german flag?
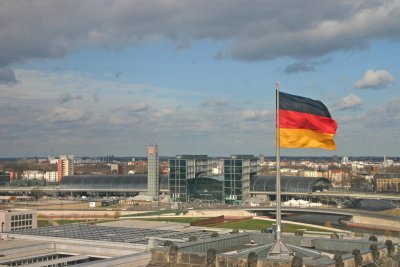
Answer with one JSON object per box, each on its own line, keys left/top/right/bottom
{"left": 279, "top": 92, "right": 337, "bottom": 150}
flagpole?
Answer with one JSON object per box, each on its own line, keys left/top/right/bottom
{"left": 268, "top": 82, "right": 292, "bottom": 259}
{"left": 275, "top": 82, "right": 282, "bottom": 245}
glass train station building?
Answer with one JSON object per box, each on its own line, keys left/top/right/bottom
{"left": 59, "top": 155, "right": 331, "bottom": 203}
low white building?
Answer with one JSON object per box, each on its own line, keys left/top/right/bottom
{"left": 44, "top": 171, "right": 58, "bottom": 182}
{"left": 22, "top": 170, "right": 44, "bottom": 180}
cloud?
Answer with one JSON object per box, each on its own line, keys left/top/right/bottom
{"left": 92, "top": 93, "right": 99, "bottom": 103}
{"left": 114, "top": 103, "right": 150, "bottom": 114}
{"left": 0, "top": 67, "right": 18, "bottom": 84}
{"left": 42, "top": 107, "right": 86, "bottom": 123}
{"left": 58, "top": 92, "right": 83, "bottom": 103}
{"left": 336, "top": 94, "right": 363, "bottom": 110}
{"left": 364, "top": 97, "right": 400, "bottom": 127}
{"left": 0, "top": 68, "right": 279, "bottom": 156}
{"left": 242, "top": 109, "right": 271, "bottom": 121}
{"left": 284, "top": 62, "right": 315, "bottom": 74}
{"left": 126, "top": 103, "right": 150, "bottom": 113}
{"left": 1, "top": 0, "right": 400, "bottom": 77}
{"left": 353, "top": 69, "right": 395, "bottom": 89}
{"left": 201, "top": 98, "right": 227, "bottom": 107}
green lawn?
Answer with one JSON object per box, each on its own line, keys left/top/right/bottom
{"left": 38, "top": 220, "right": 52, "bottom": 227}
{"left": 38, "top": 219, "right": 99, "bottom": 227}
{"left": 55, "top": 220, "right": 88, "bottom": 225}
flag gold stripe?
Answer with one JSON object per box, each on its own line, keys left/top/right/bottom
{"left": 280, "top": 128, "right": 336, "bottom": 150}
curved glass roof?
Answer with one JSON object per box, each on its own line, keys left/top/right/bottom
{"left": 59, "top": 174, "right": 169, "bottom": 190}
{"left": 250, "top": 175, "right": 331, "bottom": 193}
{"left": 59, "top": 174, "right": 331, "bottom": 193}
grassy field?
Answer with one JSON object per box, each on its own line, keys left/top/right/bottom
{"left": 38, "top": 219, "right": 95, "bottom": 227}
{"left": 38, "top": 220, "right": 52, "bottom": 227}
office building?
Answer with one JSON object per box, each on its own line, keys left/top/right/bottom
{"left": 224, "top": 155, "right": 260, "bottom": 204}
{"left": 0, "top": 210, "right": 37, "bottom": 232}
{"left": 147, "top": 145, "right": 159, "bottom": 200}
{"left": 169, "top": 155, "right": 213, "bottom": 202}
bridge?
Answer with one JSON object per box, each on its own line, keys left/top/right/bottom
{"left": 251, "top": 191, "right": 400, "bottom": 208}
{"left": 251, "top": 191, "right": 400, "bottom": 200}
{"left": 1, "top": 186, "right": 399, "bottom": 208}
{"left": 246, "top": 206, "right": 355, "bottom": 216}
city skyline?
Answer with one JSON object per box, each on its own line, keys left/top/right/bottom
{"left": 1, "top": 1, "right": 399, "bottom": 157}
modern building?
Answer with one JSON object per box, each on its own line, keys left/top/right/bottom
{"left": 57, "top": 174, "right": 332, "bottom": 202}
{"left": 147, "top": 145, "right": 159, "bottom": 200}
{"left": 169, "top": 155, "right": 213, "bottom": 202}
{"left": 57, "top": 155, "right": 74, "bottom": 182}
{"left": 0, "top": 209, "right": 37, "bottom": 232}
{"left": 224, "top": 155, "right": 260, "bottom": 204}
{"left": 187, "top": 176, "right": 223, "bottom": 202}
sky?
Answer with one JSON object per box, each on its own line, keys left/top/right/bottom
{"left": 0, "top": 0, "right": 399, "bottom": 157}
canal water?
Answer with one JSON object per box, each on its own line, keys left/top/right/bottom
{"left": 263, "top": 199, "right": 399, "bottom": 237}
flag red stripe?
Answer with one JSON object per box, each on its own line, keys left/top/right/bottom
{"left": 280, "top": 109, "right": 337, "bottom": 134}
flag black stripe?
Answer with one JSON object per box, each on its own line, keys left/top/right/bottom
{"left": 279, "top": 92, "right": 332, "bottom": 118}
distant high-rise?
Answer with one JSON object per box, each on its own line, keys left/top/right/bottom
{"left": 147, "top": 145, "right": 159, "bottom": 200}
{"left": 224, "top": 155, "right": 260, "bottom": 204}
{"left": 57, "top": 155, "right": 74, "bottom": 182}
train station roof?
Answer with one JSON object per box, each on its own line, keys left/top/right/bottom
{"left": 250, "top": 175, "right": 331, "bottom": 193}
{"left": 59, "top": 174, "right": 169, "bottom": 190}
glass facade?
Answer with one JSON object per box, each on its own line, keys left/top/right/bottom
{"left": 224, "top": 159, "right": 242, "bottom": 204}
{"left": 169, "top": 155, "right": 212, "bottom": 203}
{"left": 169, "top": 159, "right": 188, "bottom": 202}
{"left": 224, "top": 155, "right": 260, "bottom": 204}
{"left": 187, "top": 177, "right": 223, "bottom": 202}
